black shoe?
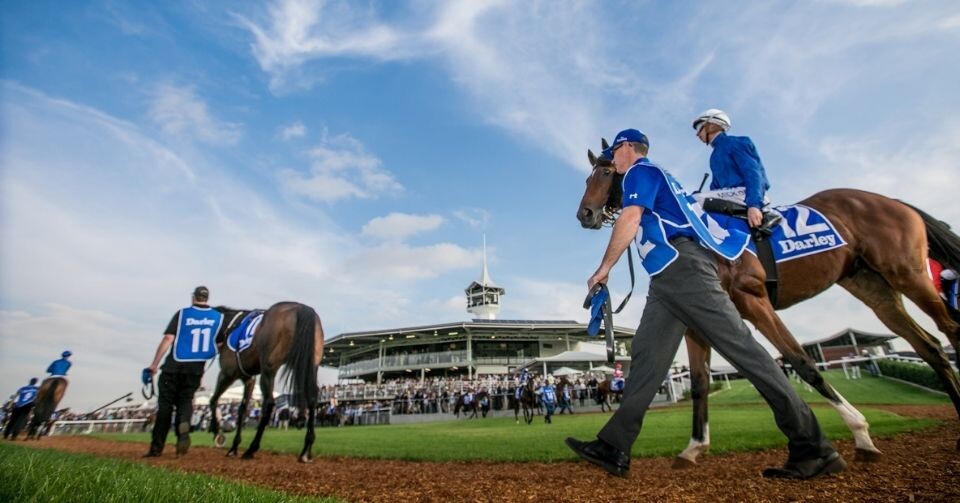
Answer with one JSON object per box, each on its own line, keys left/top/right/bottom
{"left": 762, "top": 451, "right": 846, "bottom": 479}
{"left": 176, "top": 435, "right": 190, "bottom": 456}
{"left": 176, "top": 423, "right": 191, "bottom": 456}
{"left": 565, "top": 437, "right": 630, "bottom": 477}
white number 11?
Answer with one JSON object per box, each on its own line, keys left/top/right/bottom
{"left": 190, "top": 327, "right": 212, "bottom": 353}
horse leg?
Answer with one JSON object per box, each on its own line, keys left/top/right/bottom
{"left": 674, "top": 330, "right": 713, "bottom": 468}
{"left": 208, "top": 371, "right": 234, "bottom": 448}
{"left": 242, "top": 373, "right": 275, "bottom": 460}
{"left": 299, "top": 402, "right": 316, "bottom": 463}
{"left": 228, "top": 377, "right": 255, "bottom": 457}
{"left": 733, "top": 283, "right": 882, "bottom": 461}
{"left": 840, "top": 268, "right": 960, "bottom": 450}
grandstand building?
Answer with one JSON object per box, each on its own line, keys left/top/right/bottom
{"left": 323, "top": 239, "right": 634, "bottom": 383}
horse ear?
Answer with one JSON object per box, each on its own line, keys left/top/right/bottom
{"left": 601, "top": 137, "right": 609, "bottom": 149}
{"left": 588, "top": 149, "right": 597, "bottom": 165}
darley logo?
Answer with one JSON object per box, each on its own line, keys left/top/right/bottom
{"left": 628, "top": 193, "right": 638, "bottom": 199}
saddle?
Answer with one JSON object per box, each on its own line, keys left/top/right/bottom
{"left": 701, "top": 198, "right": 782, "bottom": 308}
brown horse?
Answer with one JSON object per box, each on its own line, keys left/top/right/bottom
{"left": 512, "top": 381, "right": 538, "bottom": 424}
{"left": 208, "top": 302, "right": 324, "bottom": 462}
{"left": 26, "top": 377, "right": 68, "bottom": 439}
{"left": 578, "top": 147, "right": 960, "bottom": 467}
{"left": 595, "top": 375, "right": 623, "bottom": 413}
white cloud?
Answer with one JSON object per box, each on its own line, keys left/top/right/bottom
{"left": 233, "top": 0, "right": 411, "bottom": 91}
{"left": 279, "top": 132, "right": 402, "bottom": 203}
{"left": 279, "top": 120, "right": 307, "bottom": 140}
{"left": 350, "top": 243, "right": 480, "bottom": 281}
{"left": 362, "top": 212, "right": 444, "bottom": 241}
{"left": 0, "top": 82, "right": 470, "bottom": 409}
{"left": 453, "top": 208, "right": 491, "bottom": 230}
{"left": 149, "top": 83, "right": 242, "bottom": 145}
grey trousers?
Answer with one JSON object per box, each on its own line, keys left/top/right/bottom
{"left": 597, "top": 239, "right": 835, "bottom": 462}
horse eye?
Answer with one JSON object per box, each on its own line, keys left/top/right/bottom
{"left": 603, "top": 169, "right": 612, "bottom": 176}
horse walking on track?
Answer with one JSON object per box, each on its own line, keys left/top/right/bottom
{"left": 26, "top": 377, "right": 68, "bottom": 439}
{"left": 578, "top": 147, "right": 960, "bottom": 467}
{"left": 209, "top": 302, "right": 324, "bottom": 462}
{"left": 595, "top": 376, "right": 622, "bottom": 413}
{"left": 512, "top": 381, "right": 537, "bottom": 424}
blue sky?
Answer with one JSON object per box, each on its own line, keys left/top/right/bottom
{"left": 2, "top": 0, "right": 959, "bottom": 410}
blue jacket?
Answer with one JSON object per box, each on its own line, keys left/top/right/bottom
{"left": 709, "top": 133, "right": 770, "bottom": 209}
{"left": 15, "top": 385, "right": 39, "bottom": 408}
{"left": 47, "top": 358, "right": 71, "bottom": 377}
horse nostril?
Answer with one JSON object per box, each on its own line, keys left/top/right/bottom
{"left": 579, "top": 207, "right": 594, "bottom": 222}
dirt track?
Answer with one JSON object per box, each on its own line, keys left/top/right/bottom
{"left": 20, "top": 405, "right": 960, "bottom": 502}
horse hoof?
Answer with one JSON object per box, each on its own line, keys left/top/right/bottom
{"left": 241, "top": 452, "right": 255, "bottom": 460}
{"left": 671, "top": 456, "right": 697, "bottom": 470}
{"left": 226, "top": 450, "right": 237, "bottom": 458}
{"left": 854, "top": 448, "right": 883, "bottom": 463}
{"left": 214, "top": 434, "right": 225, "bottom": 448}
{"left": 298, "top": 455, "right": 313, "bottom": 464}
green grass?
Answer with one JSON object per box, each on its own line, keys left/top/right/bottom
{"left": 98, "top": 404, "right": 937, "bottom": 462}
{"left": 98, "top": 370, "right": 947, "bottom": 462}
{"left": 0, "top": 442, "right": 338, "bottom": 503}
{"left": 710, "top": 370, "right": 950, "bottom": 406}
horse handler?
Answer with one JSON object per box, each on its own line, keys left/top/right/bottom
{"left": 3, "top": 378, "right": 39, "bottom": 440}
{"left": 143, "top": 286, "right": 223, "bottom": 458}
{"left": 565, "top": 128, "right": 845, "bottom": 479}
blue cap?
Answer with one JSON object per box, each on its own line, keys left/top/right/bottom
{"left": 62, "top": 350, "right": 72, "bottom": 357}
{"left": 29, "top": 377, "right": 38, "bottom": 385}
{"left": 600, "top": 128, "right": 649, "bottom": 160}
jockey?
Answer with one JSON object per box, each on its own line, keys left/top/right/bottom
{"left": 47, "top": 351, "right": 72, "bottom": 378}
{"left": 515, "top": 368, "right": 531, "bottom": 401}
{"left": 3, "top": 378, "right": 39, "bottom": 439}
{"left": 463, "top": 388, "right": 474, "bottom": 406}
{"left": 692, "top": 109, "right": 774, "bottom": 230}
{"left": 612, "top": 363, "right": 625, "bottom": 392}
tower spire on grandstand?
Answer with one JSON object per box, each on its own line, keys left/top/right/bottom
{"left": 465, "top": 233, "right": 505, "bottom": 320}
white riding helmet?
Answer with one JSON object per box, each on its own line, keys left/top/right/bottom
{"left": 693, "top": 108, "right": 731, "bottom": 134}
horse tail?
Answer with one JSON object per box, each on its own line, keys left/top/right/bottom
{"left": 902, "top": 201, "right": 960, "bottom": 272}
{"left": 281, "top": 304, "right": 320, "bottom": 410}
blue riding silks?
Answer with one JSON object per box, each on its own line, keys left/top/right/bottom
{"left": 587, "top": 287, "right": 610, "bottom": 337}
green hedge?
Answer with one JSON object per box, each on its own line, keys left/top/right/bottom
{"left": 682, "top": 379, "right": 725, "bottom": 401}
{"left": 876, "top": 359, "right": 958, "bottom": 392}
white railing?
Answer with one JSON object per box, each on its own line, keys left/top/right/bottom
{"left": 50, "top": 419, "right": 149, "bottom": 436}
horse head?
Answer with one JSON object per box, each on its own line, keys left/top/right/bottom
{"left": 577, "top": 138, "right": 623, "bottom": 229}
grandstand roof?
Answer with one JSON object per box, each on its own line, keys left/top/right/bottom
{"left": 801, "top": 328, "right": 896, "bottom": 348}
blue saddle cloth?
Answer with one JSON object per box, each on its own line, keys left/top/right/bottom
{"left": 708, "top": 204, "right": 846, "bottom": 263}
{"left": 226, "top": 310, "right": 264, "bottom": 353}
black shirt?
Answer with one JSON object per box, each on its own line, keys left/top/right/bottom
{"left": 160, "top": 304, "right": 210, "bottom": 375}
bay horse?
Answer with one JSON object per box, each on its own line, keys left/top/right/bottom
{"left": 512, "top": 381, "right": 538, "bottom": 424}
{"left": 208, "top": 302, "right": 324, "bottom": 462}
{"left": 595, "top": 376, "right": 623, "bottom": 413}
{"left": 26, "top": 377, "right": 68, "bottom": 439}
{"left": 578, "top": 147, "right": 960, "bottom": 467}
{"left": 453, "top": 391, "right": 478, "bottom": 419}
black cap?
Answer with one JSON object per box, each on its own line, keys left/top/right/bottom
{"left": 192, "top": 286, "right": 210, "bottom": 301}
